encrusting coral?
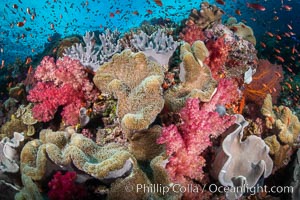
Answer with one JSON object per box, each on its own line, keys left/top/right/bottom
{"left": 261, "top": 94, "right": 300, "bottom": 170}
{"left": 20, "top": 128, "right": 136, "bottom": 181}
{"left": 212, "top": 114, "right": 273, "bottom": 200}
{"left": 164, "top": 40, "right": 218, "bottom": 111}
{"left": 93, "top": 49, "right": 164, "bottom": 133}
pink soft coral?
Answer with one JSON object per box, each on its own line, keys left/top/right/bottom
{"left": 27, "top": 56, "right": 99, "bottom": 125}
{"left": 157, "top": 79, "right": 238, "bottom": 185}
{"left": 48, "top": 171, "right": 87, "bottom": 200}
{"left": 158, "top": 98, "right": 236, "bottom": 184}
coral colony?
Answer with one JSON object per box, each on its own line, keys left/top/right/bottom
{"left": 1, "top": 2, "right": 300, "bottom": 200}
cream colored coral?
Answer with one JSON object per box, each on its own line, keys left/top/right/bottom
{"left": 21, "top": 128, "right": 136, "bottom": 181}
{"left": 165, "top": 41, "right": 217, "bottom": 111}
{"left": 187, "top": 2, "right": 224, "bottom": 29}
{"left": 262, "top": 94, "right": 300, "bottom": 145}
{"left": 93, "top": 49, "right": 164, "bottom": 132}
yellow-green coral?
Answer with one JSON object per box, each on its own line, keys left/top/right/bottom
{"left": 0, "top": 117, "right": 27, "bottom": 140}
{"left": 261, "top": 94, "right": 300, "bottom": 170}
{"left": 93, "top": 49, "right": 164, "bottom": 132}
{"left": 228, "top": 22, "right": 256, "bottom": 45}
{"left": 14, "top": 174, "right": 42, "bottom": 200}
{"left": 15, "top": 104, "right": 38, "bottom": 136}
{"left": 165, "top": 41, "right": 217, "bottom": 111}
{"left": 21, "top": 128, "right": 136, "bottom": 181}
{"left": 262, "top": 94, "right": 300, "bottom": 145}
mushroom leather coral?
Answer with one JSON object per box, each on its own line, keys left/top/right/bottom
{"left": 20, "top": 129, "right": 135, "bottom": 181}
{"left": 93, "top": 49, "right": 164, "bottom": 132}
{"left": 212, "top": 114, "right": 273, "bottom": 200}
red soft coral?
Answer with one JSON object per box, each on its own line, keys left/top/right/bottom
{"left": 204, "top": 36, "right": 231, "bottom": 80}
{"left": 48, "top": 171, "right": 87, "bottom": 200}
{"left": 180, "top": 24, "right": 205, "bottom": 45}
{"left": 27, "top": 56, "right": 99, "bottom": 125}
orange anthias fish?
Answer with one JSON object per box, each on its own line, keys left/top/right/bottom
{"left": 216, "top": 0, "right": 225, "bottom": 5}
{"left": 235, "top": 9, "right": 241, "bottom": 16}
{"left": 154, "top": 0, "right": 162, "bottom": 7}
{"left": 17, "top": 21, "right": 25, "bottom": 27}
{"left": 246, "top": 3, "right": 266, "bottom": 11}
{"left": 282, "top": 5, "right": 292, "bottom": 11}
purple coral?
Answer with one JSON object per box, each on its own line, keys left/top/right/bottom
{"left": 27, "top": 56, "right": 99, "bottom": 125}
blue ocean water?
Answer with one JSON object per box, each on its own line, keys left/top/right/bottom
{"left": 0, "top": 0, "right": 299, "bottom": 63}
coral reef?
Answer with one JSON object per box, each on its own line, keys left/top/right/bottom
{"left": 63, "top": 32, "right": 100, "bottom": 71}
{"left": 14, "top": 104, "right": 37, "bottom": 137}
{"left": 128, "top": 125, "right": 163, "bottom": 161}
{"left": 20, "top": 128, "right": 135, "bottom": 181}
{"left": 27, "top": 56, "right": 99, "bottom": 125}
{"left": 204, "top": 24, "right": 258, "bottom": 81}
{"left": 228, "top": 21, "right": 256, "bottom": 45}
{"left": 204, "top": 35, "right": 231, "bottom": 80}
{"left": 48, "top": 171, "right": 87, "bottom": 200}
{"left": 245, "top": 59, "right": 283, "bottom": 106}
{"left": 212, "top": 114, "right": 273, "bottom": 200}
{"left": 164, "top": 41, "right": 217, "bottom": 111}
{"left": 0, "top": 116, "right": 27, "bottom": 140}
{"left": 157, "top": 98, "right": 236, "bottom": 185}
{"left": 187, "top": 2, "right": 224, "bottom": 29}
{"left": 130, "top": 29, "right": 178, "bottom": 66}
{"left": 261, "top": 94, "right": 300, "bottom": 170}
{"left": 93, "top": 49, "right": 164, "bottom": 132}
{"left": 64, "top": 30, "right": 122, "bottom": 71}
{"left": 14, "top": 174, "right": 42, "bottom": 200}
{"left": 179, "top": 24, "right": 205, "bottom": 45}
{"left": 0, "top": 132, "right": 24, "bottom": 173}
{"left": 98, "top": 29, "right": 123, "bottom": 65}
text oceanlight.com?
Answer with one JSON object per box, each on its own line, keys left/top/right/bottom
{"left": 124, "top": 183, "right": 294, "bottom": 196}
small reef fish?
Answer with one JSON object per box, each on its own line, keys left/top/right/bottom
{"left": 235, "top": 9, "right": 241, "bottom": 16}
{"left": 260, "top": 42, "right": 266, "bottom": 48}
{"left": 216, "top": 0, "right": 225, "bottom": 5}
{"left": 17, "top": 22, "right": 25, "bottom": 27}
{"left": 154, "top": 0, "right": 162, "bottom": 7}
{"left": 12, "top": 4, "right": 18, "bottom": 9}
{"left": 266, "top": 32, "right": 274, "bottom": 37}
{"left": 274, "top": 55, "right": 285, "bottom": 62}
{"left": 26, "top": 8, "right": 31, "bottom": 15}
{"left": 282, "top": 5, "right": 292, "bottom": 11}
{"left": 246, "top": 3, "right": 266, "bottom": 11}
